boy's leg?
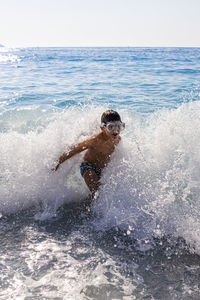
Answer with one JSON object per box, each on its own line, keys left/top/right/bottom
{"left": 83, "top": 169, "right": 100, "bottom": 196}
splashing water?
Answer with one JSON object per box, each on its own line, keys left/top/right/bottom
{"left": 1, "top": 102, "right": 200, "bottom": 253}
{"left": 1, "top": 47, "right": 200, "bottom": 299}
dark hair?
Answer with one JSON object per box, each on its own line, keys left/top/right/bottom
{"left": 101, "top": 110, "right": 121, "bottom": 124}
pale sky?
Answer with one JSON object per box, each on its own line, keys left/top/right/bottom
{"left": 0, "top": 0, "right": 200, "bottom": 47}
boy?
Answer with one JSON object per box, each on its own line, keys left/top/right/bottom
{"left": 54, "top": 110, "right": 125, "bottom": 202}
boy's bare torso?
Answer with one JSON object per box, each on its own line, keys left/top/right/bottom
{"left": 54, "top": 113, "right": 123, "bottom": 198}
{"left": 83, "top": 132, "right": 120, "bottom": 169}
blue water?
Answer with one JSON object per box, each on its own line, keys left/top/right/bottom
{"left": 1, "top": 47, "right": 200, "bottom": 112}
{"left": 1, "top": 47, "right": 200, "bottom": 299}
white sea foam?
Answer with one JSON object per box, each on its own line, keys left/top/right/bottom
{"left": 1, "top": 102, "right": 200, "bottom": 251}
{"left": 93, "top": 101, "right": 200, "bottom": 251}
{"left": 0, "top": 53, "right": 20, "bottom": 63}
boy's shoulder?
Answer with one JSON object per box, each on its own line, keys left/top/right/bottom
{"left": 87, "top": 132, "right": 105, "bottom": 147}
{"left": 90, "top": 132, "right": 104, "bottom": 143}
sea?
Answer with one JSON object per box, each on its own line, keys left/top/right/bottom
{"left": 1, "top": 46, "right": 200, "bottom": 300}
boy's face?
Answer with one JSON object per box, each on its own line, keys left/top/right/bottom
{"left": 101, "top": 121, "right": 123, "bottom": 139}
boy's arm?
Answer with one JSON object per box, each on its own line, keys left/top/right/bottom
{"left": 54, "top": 137, "right": 94, "bottom": 171}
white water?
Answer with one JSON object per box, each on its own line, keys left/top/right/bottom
{"left": 1, "top": 102, "right": 200, "bottom": 252}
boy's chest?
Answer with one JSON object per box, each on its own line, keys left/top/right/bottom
{"left": 93, "top": 141, "right": 115, "bottom": 156}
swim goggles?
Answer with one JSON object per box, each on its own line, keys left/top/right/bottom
{"left": 102, "top": 122, "right": 125, "bottom": 131}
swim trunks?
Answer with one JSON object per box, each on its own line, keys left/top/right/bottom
{"left": 80, "top": 162, "right": 101, "bottom": 177}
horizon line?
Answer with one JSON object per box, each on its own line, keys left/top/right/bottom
{"left": 1, "top": 44, "right": 200, "bottom": 49}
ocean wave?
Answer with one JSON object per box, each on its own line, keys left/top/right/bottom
{"left": 0, "top": 53, "right": 20, "bottom": 63}
{"left": 1, "top": 102, "right": 200, "bottom": 252}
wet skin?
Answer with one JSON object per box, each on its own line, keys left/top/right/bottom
{"left": 54, "top": 122, "right": 122, "bottom": 198}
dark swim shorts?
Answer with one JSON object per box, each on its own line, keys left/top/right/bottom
{"left": 80, "top": 162, "right": 101, "bottom": 177}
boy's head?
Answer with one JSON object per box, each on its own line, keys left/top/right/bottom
{"left": 101, "top": 110, "right": 122, "bottom": 124}
{"left": 101, "top": 110, "right": 124, "bottom": 138}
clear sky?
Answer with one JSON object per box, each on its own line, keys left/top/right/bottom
{"left": 0, "top": 0, "right": 200, "bottom": 47}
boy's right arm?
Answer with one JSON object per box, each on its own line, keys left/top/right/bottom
{"left": 53, "top": 137, "right": 95, "bottom": 171}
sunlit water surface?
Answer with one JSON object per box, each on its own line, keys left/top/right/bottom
{"left": 1, "top": 47, "right": 200, "bottom": 299}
